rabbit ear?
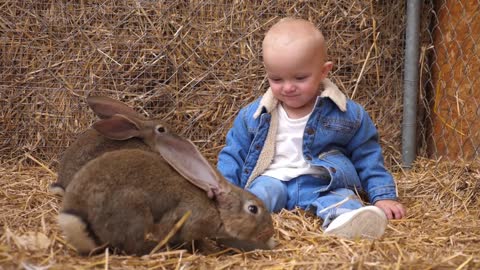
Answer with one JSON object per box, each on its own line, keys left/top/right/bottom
{"left": 154, "top": 134, "right": 223, "bottom": 199}
{"left": 87, "top": 96, "right": 145, "bottom": 120}
{"left": 92, "top": 114, "right": 142, "bottom": 140}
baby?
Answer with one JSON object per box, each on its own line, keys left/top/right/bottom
{"left": 217, "top": 17, "right": 405, "bottom": 239}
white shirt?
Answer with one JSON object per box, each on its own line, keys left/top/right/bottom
{"left": 261, "top": 104, "right": 326, "bottom": 181}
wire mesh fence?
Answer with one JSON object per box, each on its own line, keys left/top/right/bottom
{"left": 1, "top": 0, "right": 406, "bottom": 169}
{"left": 2, "top": 1, "right": 477, "bottom": 169}
{"left": 418, "top": 0, "right": 480, "bottom": 162}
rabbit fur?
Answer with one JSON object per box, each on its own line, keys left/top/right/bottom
{"left": 50, "top": 96, "right": 165, "bottom": 196}
{"left": 58, "top": 114, "right": 275, "bottom": 255}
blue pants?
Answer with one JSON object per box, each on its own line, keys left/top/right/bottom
{"left": 247, "top": 175, "right": 364, "bottom": 227}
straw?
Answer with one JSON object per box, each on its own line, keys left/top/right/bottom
{"left": 0, "top": 158, "right": 479, "bottom": 269}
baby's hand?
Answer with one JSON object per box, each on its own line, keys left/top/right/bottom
{"left": 374, "top": 199, "right": 406, "bottom": 219}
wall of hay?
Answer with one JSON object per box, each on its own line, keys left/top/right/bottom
{"left": 0, "top": 1, "right": 406, "bottom": 169}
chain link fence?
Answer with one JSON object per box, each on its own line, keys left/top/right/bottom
{"left": 418, "top": 0, "right": 480, "bottom": 162}
{"left": 1, "top": 1, "right": 477, "bottom": 168}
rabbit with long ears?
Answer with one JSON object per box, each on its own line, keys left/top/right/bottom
{"left": 58, "top": 116, "right": 275, "bottom": 255}
{"left": 50, "top": 96, "right": 167, "bottom": 196}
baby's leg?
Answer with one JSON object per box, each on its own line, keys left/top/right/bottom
{"left": 310, "top": 188, "right": 364, "bottom": 227}
{"left": 247, "top": 175, "right": 287, "bottom": 213}
{"left": 311, "top": 188, "right": 387, "bottom": 239}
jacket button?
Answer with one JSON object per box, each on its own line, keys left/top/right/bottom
{"left": 305, "top": 155, "right": 312, "bottom": 161}
{"left": 244, "top": 168, "right": 250, "bottom": 174}
{"left": 330, "top": 167, "right": 336, "bottom": 173}
{"left": 306, "top": 128, "right": 315, "bottom": 135}
{"left": 255, "top": 145, "right": 261, "bottom": 150}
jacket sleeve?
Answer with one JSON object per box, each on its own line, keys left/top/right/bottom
{"left": 346, "top": 106, "right": 398, "bottom": 203}
{"left": 217, "top": 108, "right": 253, "bottom": 187}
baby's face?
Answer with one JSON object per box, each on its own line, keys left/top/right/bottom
{"left": 263, "top": 39, "right": 331, "bottom": 113}
{"left": 262, "top": 18, "right": 332, "bottom": 115}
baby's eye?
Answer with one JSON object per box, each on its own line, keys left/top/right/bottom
{"left": 269, "top": 78, "right": 282, "bottom": 83}
{"left": 296, "top": 75, "right": 308, "bottom": 81}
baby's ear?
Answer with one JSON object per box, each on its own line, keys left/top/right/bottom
{"left": 321, "top": 61, "right": 333, "bottom": 78}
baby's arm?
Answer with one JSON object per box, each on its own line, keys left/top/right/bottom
{"left": 374, "top": 199, "right": 406, "bottom": 219}
{"left": 217, "top": 109, "right": 252, "bottom": 187}
{"left": 345, "top": 104, "right": 405, "bottom": 218}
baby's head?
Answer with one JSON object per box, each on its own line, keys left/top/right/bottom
{"left": 262, "top": 18, "right": 333, "bottom": 114}
{"left": 263, "top": 18, "right": 328, "bottom": 66}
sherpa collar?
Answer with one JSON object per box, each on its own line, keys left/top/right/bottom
{"left": 253, "top": 78, "right": 347, "bottom": 119}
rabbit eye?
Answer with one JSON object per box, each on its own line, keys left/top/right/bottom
{"left": 244, "top": 200, "right": 261, "bottom": 215}
{"left": 247, "top": 205, "right": 258, "bottom": 214}
{"left": 156, "top": 125, "right": 166, "bottom": 133}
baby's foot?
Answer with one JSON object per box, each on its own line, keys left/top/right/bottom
{"left": 324, "top": 206, "right": 387, "bottom": 240}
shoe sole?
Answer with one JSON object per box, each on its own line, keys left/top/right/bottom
{"left": 324, "top": 206, "right": 388, "bottom": 240}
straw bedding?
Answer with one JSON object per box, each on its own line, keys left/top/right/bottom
{"left": 1, "top": 1, "right": 479, "bottom": 269}
{"left": 1, "top": 159, "right": 479, "bottom": 269}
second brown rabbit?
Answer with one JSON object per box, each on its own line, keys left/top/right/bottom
{"left": 58, "top": 115, "right": 275, "bottom": 255}
{"left": 51, "top": 96, "right": 167, "bottom": 196}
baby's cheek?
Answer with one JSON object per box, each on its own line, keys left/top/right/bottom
{"left": 269, "top": 86, "right": 282, "bottom": 96}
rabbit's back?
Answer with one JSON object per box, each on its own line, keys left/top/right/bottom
{"left": 65, "top": 147, "right": 198, "bottom": 200}
{"left": 61, "top": 148, "right": 221, "bottom": 255}
{"left": 55, "top": 129, "right": 152, "bottom": 193}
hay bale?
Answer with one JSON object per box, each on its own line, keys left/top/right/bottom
{"left": 1, "top": 0, "right": 405, "bottom": 169}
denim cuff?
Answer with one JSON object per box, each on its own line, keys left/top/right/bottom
{"left": 368, "top": 185, "right": 398, "bottom": 204}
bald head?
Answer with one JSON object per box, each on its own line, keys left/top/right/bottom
{"left": 262, "top": 18, "right": 327, "bottom": 62}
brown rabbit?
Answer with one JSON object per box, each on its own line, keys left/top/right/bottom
{"left": 50, "top": 96, "right": 167, "bottom": 196}
{"left": 58, "top": 115, "right": 275, "bottom": 255}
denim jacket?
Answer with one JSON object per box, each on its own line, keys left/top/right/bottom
{"left": 217, "top": 79, "right": 398, "bottom": 204}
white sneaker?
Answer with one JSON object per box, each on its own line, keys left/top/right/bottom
{"left": 324, "top": 206, "right": 388, "bottom": 240}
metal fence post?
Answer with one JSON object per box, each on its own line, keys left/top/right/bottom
{"left": 402, "top": 0, "right": 422, "bottom": 168}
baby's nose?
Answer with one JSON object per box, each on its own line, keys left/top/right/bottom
{"left": 283, "top": 82, "right": 296, "bottom": 92}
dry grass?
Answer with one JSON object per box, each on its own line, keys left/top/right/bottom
{"left": 1, "top": 158, "right": 479, "bottom": 269}
{"left": 1, "top": 0, "right": 406, "bottom": 167}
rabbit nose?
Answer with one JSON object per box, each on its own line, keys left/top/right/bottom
{"left": 266, "top": 237, "right": 276, "bottom": 249}
{"left": 258, "top": 227, "right": 275, "bottom": 241}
